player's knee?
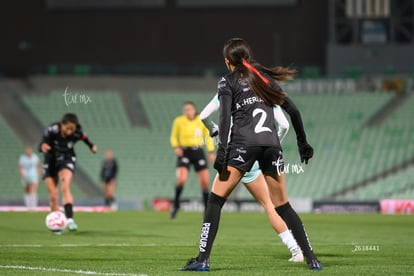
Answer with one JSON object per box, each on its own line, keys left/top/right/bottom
{"left": 177, "top": 181, "right": 186, "bottom": 186}
{"left": 200, "top": 181, "right": 209, "bottom": 190}
{"left": 176, "top": 177, "right": 187, "bottom": 185}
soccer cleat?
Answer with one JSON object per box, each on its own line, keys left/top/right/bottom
{"left": 307, "top": 258, "right": 322, "bottom": 270}
{"left": 53, "top": 230, "right": 63, "bottom": 235}
{"left": 170, "top": 207, "right": 179, "bottom": 219}
{"left": 67, "top": 219, "right": 78, "bottom": 232}
{"left": 289, "top": 248, "right": 304, "bottom": 262}
{"left": 181, "top": 257, "right": 210, "bottom": 271}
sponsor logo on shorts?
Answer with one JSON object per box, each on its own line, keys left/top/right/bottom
{"left": 181, "top": 157, "right": 190, "bottom": 164}
{"left": 233, "top": 155, "right": 245, "bottom": 163}
{"left": 236, "top": 147, "right": 247, "bottom": 154}
{"left": 66, "top": 163, "right": 74, "bottom": 170}
{"left": 199, "top": 159, "right": 206, "bottom": 166}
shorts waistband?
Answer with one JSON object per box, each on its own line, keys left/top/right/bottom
{"left": 182, "top": 146, "right": 201, "bottom": 150}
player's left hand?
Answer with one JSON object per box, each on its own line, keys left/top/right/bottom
{"left": 298, "top": 142, "right": 313, "bottom": 164}
{"left": 210, "top": 123, "right": 219, "bottom": 137}
{"left": 91, "top": 145, "right": 98, "bottom": 154}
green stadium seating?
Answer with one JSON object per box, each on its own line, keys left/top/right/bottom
{"left": 338, "top": 168, "right": 414, "bottom": 201}
{"left": 13, "top": 90, "right": 414, "bottom": 203}
{"left": 0, "top": 116, "right": 26, "bottom": 199}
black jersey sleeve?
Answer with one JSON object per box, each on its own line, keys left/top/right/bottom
{"left": 217, "top": 77, "right": 232, "bottom": 148}
{"left": 281, "top": 97, "right": 314, "bottom": 164}
{"left": 281, "top": 96, "right": 307, "bottom": 144}
{"left": 75, "top": 125, "right": 94, "bottom": 149}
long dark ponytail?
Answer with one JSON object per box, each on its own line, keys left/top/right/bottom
{"left": 222, "top": 38, "right": 295, "bottom": 106}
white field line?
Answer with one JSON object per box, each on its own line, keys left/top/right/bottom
{"left": 0, "top": 242, "right": 356, "bottom": 248}
{"left": 0, "top": 265, "right": 146, "bottom": 276}
{"left": 0, "top": 243, "right": 168, "bottom": 248}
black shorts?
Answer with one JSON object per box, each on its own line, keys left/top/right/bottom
{"left": 43, "top": 154, "right": 76, "bottom": 179}
{"left": 227, "top": 146, "right": 284, "bottom": 174}
{"left": 103, "top": 177, "right": 116, "bottom": 184}
{"left": 176, "top": 147, "right": 208, "bottom": 172}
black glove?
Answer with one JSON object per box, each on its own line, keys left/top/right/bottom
{"left": 298, "top": 142, "right": 313, "bottom": 164}
{"left": 214, "top": 144, "right": 230, "bottom": 180}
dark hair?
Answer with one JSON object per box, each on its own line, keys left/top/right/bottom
{"left": 223, "top": 38, "right": 295, "bottom": 106}
{"left": 61, "top": 113, "right": 79, "bottom": 125}
{"left": 183, "top": 101, "right": 198, "bottom": 112}
{"left": 183, "top": 101, "right": 196, "bottom": 108}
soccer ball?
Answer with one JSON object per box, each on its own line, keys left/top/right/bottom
{"left": 45, "top": 211, "right": 67, "bottom": 232}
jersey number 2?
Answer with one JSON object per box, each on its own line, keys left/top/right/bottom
{"left": 253, "top": 108, "right": 272, "bottom": 134}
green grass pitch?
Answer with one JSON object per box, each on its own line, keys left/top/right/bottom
{"left": 0, "top": 211, "right": 413, "bottom": 275}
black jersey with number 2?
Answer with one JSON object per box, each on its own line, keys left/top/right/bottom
{"left": 217, "top": 68, "right": 281, "bottom": 149}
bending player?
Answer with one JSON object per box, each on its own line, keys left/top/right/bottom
{"left": 39, "top": 113, "right": 97, "bottom": 232}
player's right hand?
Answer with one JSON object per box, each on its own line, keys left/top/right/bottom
{"left": 41, "top": 143, "right": 51, "bottom": 153}
{"left": 174, "top": 147, "right": 183, "bottom": 157}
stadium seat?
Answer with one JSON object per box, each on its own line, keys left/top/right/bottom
{"left": 13, "top": 90, "right": 414, "bottom": 202}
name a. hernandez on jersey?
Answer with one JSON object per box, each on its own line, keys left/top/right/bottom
{"left": 236, "top": 96, "right": 263, "bottom": 110}
{"left": 218, "top": 76, "right": 265, "bottom": 110}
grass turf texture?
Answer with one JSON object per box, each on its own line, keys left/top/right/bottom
{"left": 0, "top": 212, "right": 413, "bottom": 275}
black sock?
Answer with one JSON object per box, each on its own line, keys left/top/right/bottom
{"left": 174, "top": 185, "right": 183, "bottom": 209}
{"left": 198, "top": 192, "right": 226, "bottom": 261}
{"left": 64, "top": 203, "right": 74, "bottom": 219}
{"left": 105, "top": 198, "right": 110, "bottom": 206}
{"left": 202, "top": 189, "right": 209, "bottom": 210}
{"left": 275, "top": 202, "right": 316, "bottom": 260}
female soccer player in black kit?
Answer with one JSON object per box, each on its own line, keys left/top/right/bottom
{"left": 40, "top": 113, "right": 97, "bottom": 232}
{"left": 181, "top": 38, "right": 321, "bottom": 271}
